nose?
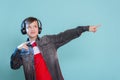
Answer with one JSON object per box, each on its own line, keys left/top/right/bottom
{"left": 31, "top": 26, "right": 35, "bottom": 30}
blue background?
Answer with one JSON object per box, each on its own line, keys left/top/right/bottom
{"left": 0, "top": 0, "right": 120, "bottom": 80}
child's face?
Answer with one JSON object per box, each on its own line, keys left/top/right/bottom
{"left": 26, "top": 21, "right": 39, "bottom": 39}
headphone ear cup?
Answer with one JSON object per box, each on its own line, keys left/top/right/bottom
{"left": 21, "top": 20, "right": 27, "bottom": 35}
{"left": 21, "top": 28, "right": 26, "bottom": 34}
{"left": 38, "top": 27, "right": 42, "bottom": 34}
{"left": 38, "top": 19, "right": 42, "bottom": 34}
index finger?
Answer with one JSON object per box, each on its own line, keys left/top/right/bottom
{"left": 24, "top": 41, "right": 30, "bottom": 45}
{"left": 96, "top": 24, "right": 101, "bottom": 28}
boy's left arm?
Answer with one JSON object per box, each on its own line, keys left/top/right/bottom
{"left": 48, "top": 25, "right": 100, "bottom": 49}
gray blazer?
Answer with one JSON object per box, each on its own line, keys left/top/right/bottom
{"left": 10, "top": 26, "right": 89, "bottom": 80}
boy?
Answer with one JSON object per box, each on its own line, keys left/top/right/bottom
{"left": 10, "top": 17, "right": 100, "bottom": 80}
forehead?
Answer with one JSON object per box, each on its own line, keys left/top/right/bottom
{"left": 26, "top": 21, "right": 38, "bottom": 27}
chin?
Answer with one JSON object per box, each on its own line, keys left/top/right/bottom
{"left": 29, "top": 35, "right": 37, "bottom": 38}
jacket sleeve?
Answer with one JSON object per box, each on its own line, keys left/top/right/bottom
{"left": 48, "top": 26, "right": 89, "bottom": 49}
{"left": 10, "top": 48, "right": 22, "bottom": 69}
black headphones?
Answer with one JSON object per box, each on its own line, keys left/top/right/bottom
{"left": 21, "top": 17, "right": 42, "bottom": 35}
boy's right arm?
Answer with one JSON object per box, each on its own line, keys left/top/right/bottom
{"left": 10, "top": 48, "right": 22, "bottom": 69}
{"left": 10, "top": 42, "right": 29, "bottom": 69}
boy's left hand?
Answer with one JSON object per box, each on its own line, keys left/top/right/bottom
{"left": 89, "top": 25, "right": 101, "bottom": 32}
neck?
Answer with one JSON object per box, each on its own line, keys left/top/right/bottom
{"left": 29, "top": 36, "right": 37, "bottom": 42}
